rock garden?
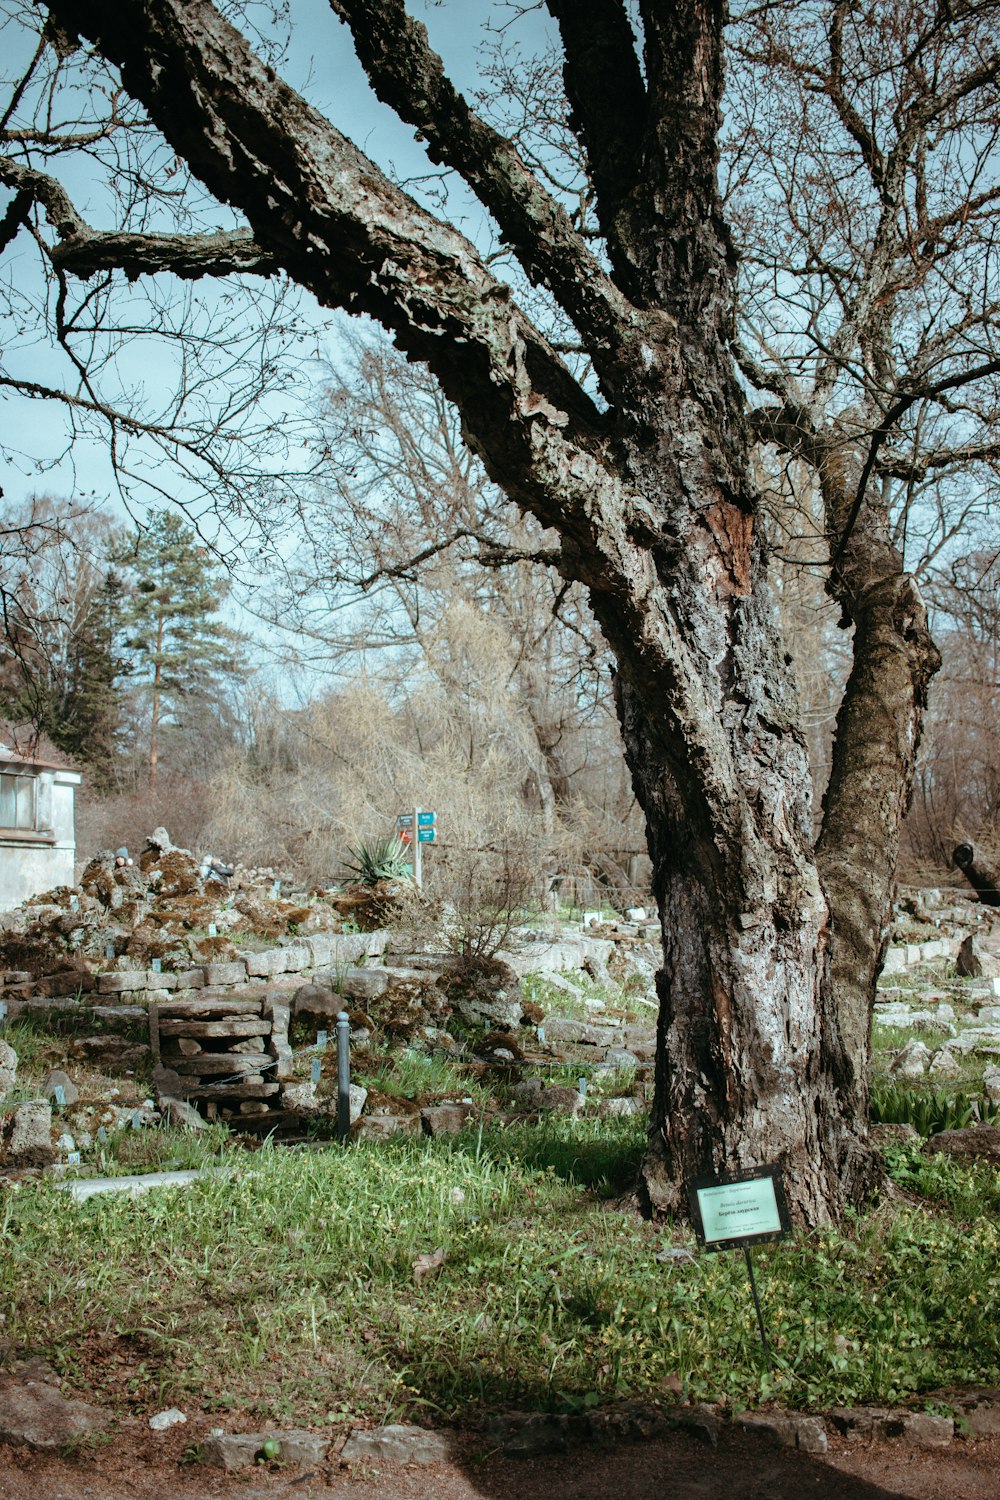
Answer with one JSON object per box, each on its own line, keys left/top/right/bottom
{"left": 2, "top": 843, "right": 1000, "bottom": 1485}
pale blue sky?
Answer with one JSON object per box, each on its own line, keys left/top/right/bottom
{"left": 0, "top": 0, "right": 558, "bottom": 539}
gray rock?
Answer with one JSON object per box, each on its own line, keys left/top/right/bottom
{"left": 908, "top": 1012, "right": 956, "bottom": 1037}
{"left": 600, "top": 1095, "right": 645, "bottom": 1118}
{"left": 541, "top": 973, "right": 584, "bottom": 1000}
{"left": 880, "top": 1411, "right": 953, "bottom": 1447}
{"left": 281, "top": 1080, "right": 322, "bottom": 1114}
{"left": 957, "top": 933, "right": 1000, "bottom": 979}
{"left": 0, "top": 1362, "right": 107, "bottom": 1449}
{"left": 927, "top": 1047, "right": 961, "bottom": 1079}
{"left": 951, "top": 1388, "right": 1000, "bottom": 1437}
{"left": 354, "top": 1113, "right": 422, "bottom": 1140}
{"left": 502, "top": 937, "right": 615, "bottom": 978}
{"left": 984, "top": 1065, "right": 1000, "bottom": 1104}
{"left": 585, "top": 1401, "right": 668, "bottom": 1446}
{"left": 149, "top": 1407, "right": 186, "bottom": 1431}
{"left": 890, "top": 1039, "right": 931, "bottom": 1078}
{"left": 96, "top": 971, "right": 148, "bottom": 994}
{"left": 280, "top": 944, "right": 310, "bottom": 973}
{"left": 582, "top": 953, "right": 611, "bottom": 988}
{"left": 202, "top": 961, "right": 248, "bottom": 986}
{"left": 42, "top": 1068, "right": 80, "bottom": 1108}
{"left": 825, "top": 1406, "right": 888, "bottom": 1441}
{"left": 160, "top": 1096, "right": 206, "bottom": 1129}
{"left": 70, "top": 1034, "right": 149, "bottom": 1068}
{"left": 205, "top": 1427, "right": 330, "bottom": 1471}
{"left": 543, "top": 1016, "right": 620, "bottom": 1047}
{"left": 537, "top": 1086, "right": 584, "bottom": 1116}
{"left": 349, "top": 1083, "right": 368, "bottom": 1125}
{"left": 0, "top": 1039, "right": 16, "bottom": 1099}
{"left": 601, "top": 1049, "right": 641, "bottom": 1070}
{"left": 331, "top": 929, "right": 390, "bottom": 964}
{"left": 421, "top": 1102, "right": 473, "bottom": 1136}
{"left": 7, "top": 1099, "right": 54, "bottom": 1167}
{"left": 871, "top": 1122, "right": 919, "bottom": 1147}
{"left": 439, "top": 956, "right": 524, "bottom": 1030}
{"left": 238, "top": 948, "right": 290, "bottom": 977}
{"left": 337, "top": 968, "right": 391, "bottom": 1001}
{"left": 924, "top": 1125, "right": 1000, "bottom": 1163}
{"left": 292, "top": 983, "right": 341, "bottom": 1023}
{"left": 736, "top": 1411, "right": 828, "bottom": 1454}
{"left": 341, "top": 1423, "right": 452, "bottom": 1466}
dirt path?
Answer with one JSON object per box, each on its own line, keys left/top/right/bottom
{"left": 3, "top": 1423, "right": 1000, "bottom": 1500}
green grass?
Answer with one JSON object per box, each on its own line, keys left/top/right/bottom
{"left": 521, "top": 970, "right": 649, "bottom": 1023}
{"left": 3, "top": 1124, "right": 999, "bottom": 1427}
{"left": 353, "top": 1052, "right": 489, "bottom": 1106}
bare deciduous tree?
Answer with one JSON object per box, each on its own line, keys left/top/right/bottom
{"left": 4, "top": 0, "right": 997, "bottom": 1222}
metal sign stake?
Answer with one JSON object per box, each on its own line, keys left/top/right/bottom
{"left": 743, "top": 1245, "right": 773, "bottom": 1370}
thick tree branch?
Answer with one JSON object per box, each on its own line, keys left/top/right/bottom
{"left": 327, "top": 0, "right": 636, "bottom": 378}
{"left": 0, "top": 155, "right": 279, "bottom": 278}
{"left": 543, "top": 1, "right": 646, "bottom": 256}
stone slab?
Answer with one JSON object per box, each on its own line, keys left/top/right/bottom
{"left": 309, "top": 966, "right": 389, "bottom": 1000}
{"left": 57, "top": 1167, "right": 229, "bottom": 1202}
{"left": 169, "top": 1052, "right": 272, "bottom": 1076}
{"left": 421, "top": 1102, "right": 473, "bottom": 1136}
{"left": 180, "top": 1079, "right": 279, "bottom": 1100}
{"left": 156, "top": 996, "right": 264, "bottom": 1020}
{"left": 0, "top": 1363, "right": 107, "bottom": 1449}
{"left": 201, "top": 961, "right": 249, "bottom": 986}
{"left": 205, "top": 1428, "right": 330, "bottom": 1471}
{"left": 354, "top": 1113, "right": 422, "bottom": 1140}
{"left": 341, "top": 1424, "right": 452, "bottom": 1466}
{"left": 31, "top": 970, "right": 95, "bottom": 998}
{"left": 172, "top": 967, "right": 205, "bottom": 988}
{"left": 238, "top": 949, "right": 290, "bottom": 977}
{"left": 97, "top": 971, "right": 152, "bottom": 994}
{"left": 158, "top": 1018, "right": 270, "bottom": 1039}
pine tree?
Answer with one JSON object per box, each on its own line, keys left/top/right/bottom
{"left": 113, "top": 513, "right": 242, "bottom": 785}
{"left": 54, "top": 567, "right": 131, "bottom": 790}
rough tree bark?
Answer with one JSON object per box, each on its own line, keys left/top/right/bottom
{"left": 28, "top": 0, "right": 949, "bottom": 1222}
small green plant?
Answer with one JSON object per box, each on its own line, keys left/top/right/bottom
{"left": 871, "top": 1079, "right": 999, "bottom": 1137}
{"left": 343, "top": 835, "right": 412, "bottom": 887}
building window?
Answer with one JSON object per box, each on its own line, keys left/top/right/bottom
{"left": 0, "top": 773, "right": 37, "bottom": 831}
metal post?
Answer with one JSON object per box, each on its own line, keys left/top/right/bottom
{"left": 743, "top": 1245, "right": 773, "bottom": 1370}
{"left": 336, "top": 1010, "right": 351, "bottom": 1142}
{"left": 413, "top": 805, "right": 423, "bottom": 890}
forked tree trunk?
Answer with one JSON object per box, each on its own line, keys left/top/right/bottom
{"left": 600, "top": 527, "right": 879, "bottom": 1223}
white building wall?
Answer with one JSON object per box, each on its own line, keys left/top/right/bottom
{"left": 0, "top": 764, "right": 82, "bottom": 912}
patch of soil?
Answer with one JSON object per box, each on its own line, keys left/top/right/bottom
{"left": 1, "top": 1421, "right": 999, "bottom": 1500}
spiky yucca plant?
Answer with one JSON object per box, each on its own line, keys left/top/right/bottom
{"left": 343, "top": 834, "right": 412, "bottom": 887}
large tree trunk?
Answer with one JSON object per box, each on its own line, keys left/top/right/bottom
{"left": 598, "top": 474, "right": 878, "bottom": 1222}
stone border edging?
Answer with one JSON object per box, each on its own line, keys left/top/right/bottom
{"left": 194, "top": 1390, "right": 1000, "bottom": 1472}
